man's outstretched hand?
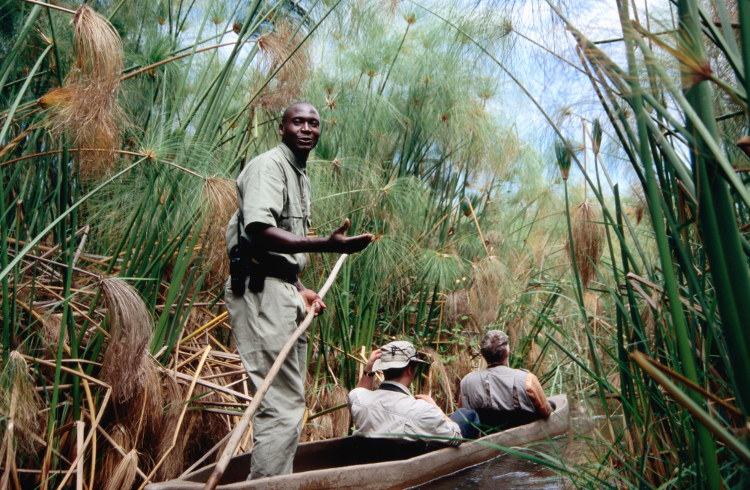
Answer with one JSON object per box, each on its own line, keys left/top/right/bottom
{"left": 329, "top": 219, "right": 373, "bottom": 254}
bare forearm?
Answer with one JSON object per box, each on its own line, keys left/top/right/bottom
{"left": 251, "top": 226, "right": 338, "bottom": 254}
{"left": 526, "top": 373, "right": 553, "bottom": 417}
{"left": 355, "top": 374, "right": 375, "bottom": 390}
{"left": 249, "top": 222, "right": 372, "bottom": 255}
{"left": 357, "top": 349, "right": 382, "bottom": 390}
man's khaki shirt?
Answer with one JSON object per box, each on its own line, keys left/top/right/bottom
{"left": 348, "top": 381, "right": 462, "bottom": 446}
{"left": 226, "top": 143, "right": 311, "bottom": 276}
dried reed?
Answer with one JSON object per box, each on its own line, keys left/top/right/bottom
{"left": 525, "top": 339, "right": 548, "bottom": 374}
{"left": 423, "top": 347, "right": 453, "bottom": 412}
{"left": 99, "top": 423, "right": 132, "bottom": 487}
{"left": 42, "top": 5, "right": 126, "bottom": 177}
{"left": 124, "top": 355, "right": 164, "bottom": 446}
{"left": 468, "top": 257, "right": 509, "bottom": 328}
{"left": 155, "top": 373, "right": 189, "bottom": 481}
{"left": 99, "top": 277, "right": 154, "bottom": 402}
{"left": 0, "top": 352, "right": 41, "bottom": 456}
{"left": 568, "top": 202, "right": 604, "bottom": 286}
{"left": 103, "top": 449, "right": 139, "bottom": 490}
{"left": 444, "top": 289, "right": 472, "bottom": 327}
{"left": 35, "top": 307, "right": 63, "bottom": 348}
{"left": 303, "top": 384, "right": 349, "bottom": 441}
{"left": 200, "top": 177, "right": 236, "bottom": 285}
{"left": 252, "top": 22, "right": 310, "bottom": 112}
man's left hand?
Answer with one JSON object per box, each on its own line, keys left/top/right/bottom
{"left": 299, "top": 288, "right": 326, "bottom": 316}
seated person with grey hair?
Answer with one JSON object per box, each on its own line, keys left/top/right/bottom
{"left": 348, "top": 341, "right": 480, "bottom": 450}
{"left": 460, "top": 330, "right": 555, "bottom": 433}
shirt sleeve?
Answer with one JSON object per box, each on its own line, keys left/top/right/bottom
{"left": 525, "top": 373, "right": 552, "bottom": 417}
{"left": 418, "top": 404, "right": 462, "bottom": 447}
{"left": 239, "top": 158, "right": 285, "bottom": 230}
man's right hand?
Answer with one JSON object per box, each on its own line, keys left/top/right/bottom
{"left": 365, "top": 349, "right": 382, "bottom": 373}
{"left": 328, "top": 219, "right": 373, "bottom": 254}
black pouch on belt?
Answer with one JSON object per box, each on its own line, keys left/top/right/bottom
{"left": 242, "top": 236, "right": 265, "bottom": 294}
{"left": 229, "top": 243, "right": 246, "bottom": 297}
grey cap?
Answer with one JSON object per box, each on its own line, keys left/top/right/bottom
{"left": 372, "top": 341, "right": 429, "bottom": 372}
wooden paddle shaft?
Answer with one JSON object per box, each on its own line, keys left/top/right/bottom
{"left": 203, "top": 254, "right": 349, "bottom": 490}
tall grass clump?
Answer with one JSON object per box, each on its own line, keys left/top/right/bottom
{"left": 0, "top": 0, "right": 544, "bottom": 486}
{"left": 409, "top": 0, "right": 750, "bottom": 487}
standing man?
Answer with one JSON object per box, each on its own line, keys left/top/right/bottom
{"left": 225, "top": 102, "right": 373, "bottom": 480}
{"left": 460, "top": 330, "right": 555, "bottom": 433}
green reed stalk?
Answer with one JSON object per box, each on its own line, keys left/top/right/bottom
{"left": 677, "top": 0, "right": 750, "bottom": 414}
{"left": 618, "top": 1, "right": 721, "bottom": 485}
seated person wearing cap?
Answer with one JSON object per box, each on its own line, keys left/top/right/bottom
{"left": 348, "top": 341, "right": 479, "bottom": 449}
{"left": 460, "top": 330, "right": 555, "bottom": 434}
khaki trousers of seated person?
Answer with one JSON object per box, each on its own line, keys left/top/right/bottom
{"left": 225, "top": 276, "right": 308, "bottom": 479}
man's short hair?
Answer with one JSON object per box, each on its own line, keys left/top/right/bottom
{"left": 480, "top": 330, "right": 509, "bottom": 364}
{"left": 281, "top": 102, "right": 316, "bottom": 123}
{"left": 382, "top": 366, "right": 408, "bottom": 381}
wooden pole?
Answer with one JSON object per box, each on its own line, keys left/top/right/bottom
{"left": 203, "top": 254, "right": 349, "bottom": 490}
{"left": 75, "top": 421, "right": 84, "bottom": 490}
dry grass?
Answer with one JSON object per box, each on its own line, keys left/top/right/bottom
{"left": 423, "top": 347, "right": 455, "bottom": 412}
{"left": 155, "top": 372, "right": 187, "bottom": 481}
{"left": 34, "top": 307, "right": 63, "bottom": 349}
{"left": 99, "top": 423, "right": 133, "bottom": 487}
{"left": 302, "top": 384, "right": 349, "bottom": 441}
{"left": 38, "top": 86, "right": 74, "bottom": 110}
{"left": 468, "top": 257, "right": 510, "bottom": 328}
{"left": 444, "top": 289, "right": 472, "bottom": 327}
{"left": 0, "top": 352, "right": 41, "bottom": 457}
{"left": 103, "top": 449, "right": 139, "bottom": 490}
{"left": 123, "top": 355, "right": 164, "bottom": 445}
{"left": 525, "top": 340, "right": 548, "bottom": 373}
{"left": 252, "top": 22, "right": 310, "bottom": 112}
{"left": 444, "top": 256, "right": 524, "bottom": 334}
{"left": 42, "top": 5, "right": 126, "bottom": 177}
{"left": 99, "top": 277, "right": 154, "bottom": 403}
{"left": 568, "top": 202, "right": 604, "bottom": 286}
{"left": 200, "top": 177, "right": 236, "bottom": 286}
{"left": 71, "top": 5, "right": 124, "bottom": 83}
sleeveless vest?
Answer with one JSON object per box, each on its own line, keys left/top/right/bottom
{"left": 464, "top": 365, "right": 536, "bottom": 414}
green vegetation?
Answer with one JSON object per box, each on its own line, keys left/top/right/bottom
{"left": 0, "top": 0, "right": 748, "bottom": 488}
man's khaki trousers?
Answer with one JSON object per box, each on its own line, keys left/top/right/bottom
{"left": 225, "top": 276, "right": 307, "bottom": 479}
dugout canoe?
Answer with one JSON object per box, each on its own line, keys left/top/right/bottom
{"left": 146, "top": 394, "right": 569, "bottom": 490}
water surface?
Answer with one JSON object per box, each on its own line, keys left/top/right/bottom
{"left": 412, "top": 397, "right": 606, "bottom": 489}
{"left": 412, "top": 440, "right": 566, "bottom": 490}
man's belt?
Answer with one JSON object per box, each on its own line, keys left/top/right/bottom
{"left": 264, "top": 272, "right": 298, "bottom": 284}
{"left": 230, "top": 244, "right": 299, "bottom": 296}
{"left": 234, "top": 269, "right": 298, "bottom": 296}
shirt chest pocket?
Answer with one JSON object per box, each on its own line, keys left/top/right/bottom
{"left": 279, "top": 203, "right": 305, "bottom": 235}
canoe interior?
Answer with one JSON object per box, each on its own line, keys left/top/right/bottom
{"left": 153, "top": 394, "right": 569, "bottom": 489}
{"left": 185, "top": 437, "right": 429, "bottom": 483}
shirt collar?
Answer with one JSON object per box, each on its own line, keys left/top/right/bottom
{"left": 487, "top": 362, "right": 507, "bottom": 369}
{"left": 380, "top": 381, "right": 411, "bottom": 396}
{"left": 278, "top": 142, "right": 306, "bottom": 175}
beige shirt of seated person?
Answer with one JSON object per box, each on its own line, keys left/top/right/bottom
{"left": 460, "top": 365, "right": 553, "bottom": 417}
{"left": 348, "top": 381, "right": 462, "bottom": 446}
